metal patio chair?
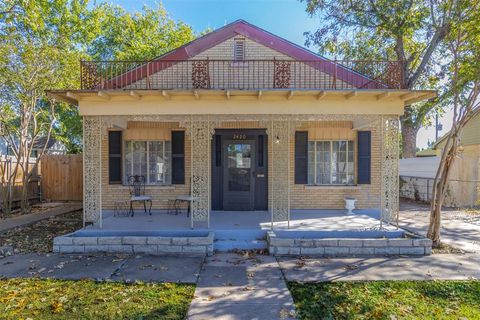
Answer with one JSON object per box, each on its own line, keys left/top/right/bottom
{"left": 128, "top": 175, "right": 152, "bottom": 216}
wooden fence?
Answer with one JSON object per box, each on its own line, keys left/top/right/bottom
{"left": 0, "top": 156, "right": 41, "bottom": 207}
{"left": 41, "top": 154, "right": 83, "bottom": 201}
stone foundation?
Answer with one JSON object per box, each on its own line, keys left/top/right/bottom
{"left": 53, "top": 232, "right": 214, "bottom": 256}
{"left": 267, "top": 231, "right": 432, "bottom": 256}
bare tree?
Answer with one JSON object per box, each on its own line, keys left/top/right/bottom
{"left": 428, "top": 1, "right": 480, "bottom": 245}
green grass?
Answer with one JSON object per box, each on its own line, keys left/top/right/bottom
{"left": 288, "top": 280, "right": 480, "bottom": 320}
{"left": 0, "top": 278, "right": 195, "bottom": 319}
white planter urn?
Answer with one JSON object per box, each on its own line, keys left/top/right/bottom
{"left": 344, "top": 197, "right": 357, "bottom": 215}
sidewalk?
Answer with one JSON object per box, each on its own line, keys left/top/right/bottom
{"left": 0, "top": 202, "right": 82, "bottom": 233}
{"left": 187, "top": 253, "right": 296, "bottom": 320}
{"left": 277, "top": 254, "right": 480, "bottom": 282}
{"left": 1, "top": 251, "right": 479, "bottom": 319}
{"left": 398, "top": 201, "right": 480, "bottom": 253}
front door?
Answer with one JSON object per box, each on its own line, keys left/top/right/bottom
{"left": 211, "top": 129, "right": 268, "bottom": 211}
{"left": 222, "top": 140, "right": 255, "bottom": 210}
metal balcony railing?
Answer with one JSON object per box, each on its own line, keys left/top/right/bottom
{"left": 80, "top": 59, "right": 405, "bottom": 91}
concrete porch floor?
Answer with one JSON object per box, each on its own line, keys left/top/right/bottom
{"left": 87, "top": 209, "right": 394, "bottom": 232}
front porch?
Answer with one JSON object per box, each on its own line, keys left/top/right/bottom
{"left": 89, "top": 209, "right": 390, "bottom": 232}
{"left": 82, "top": 114, "right": 402, "bottom": 231}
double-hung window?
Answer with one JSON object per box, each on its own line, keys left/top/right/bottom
{"left": 308, "top": 140, "right": 354, "bottom": 185}
{"left": 124, "top": 141, "right": 171, "bottom": 185}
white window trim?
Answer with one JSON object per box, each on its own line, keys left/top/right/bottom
{"left": 310, "top": 140, "right": 355, "bottom": 186}
{"left": 123, "top": 140, "right": 171, "bottom": 185}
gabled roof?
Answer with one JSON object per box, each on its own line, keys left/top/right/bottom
{"left": 108, "top": 19, "right": 378, "bottom": 89}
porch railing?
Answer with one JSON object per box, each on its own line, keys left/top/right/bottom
{"left": 80, "top": 59, "right": 405, "bottom": 91}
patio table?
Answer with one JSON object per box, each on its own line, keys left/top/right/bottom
{"left": 173, "top": 195, "right": 197, "bottom": 217}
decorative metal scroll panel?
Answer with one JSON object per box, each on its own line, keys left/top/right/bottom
{"left": 83, "top": 116, "right": 102, "bottom": 224}
{"left": 268, "top": 120, "right": 291, "bottom": 225}
{"left": 273, "top": 61, "right": 291, "bottom": 88}
{"left": 380, "top": 116, "right": 400, "bottom": 225}
{"left": 191, "top": 61, "right": 210, "bottom": 89}
{"left": 184, "top": 119, "right": 212, "bottom": 226}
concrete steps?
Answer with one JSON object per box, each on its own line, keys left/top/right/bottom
{"left": 213, "top": 229, "right": 268, "bottom": 251}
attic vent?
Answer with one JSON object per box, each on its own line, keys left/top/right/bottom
{"left": 233, "top": 38, "right": 245, "bottom": 61}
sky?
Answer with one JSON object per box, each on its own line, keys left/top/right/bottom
{"left": 105, "top": 0, "right": 450, "bottom": 149}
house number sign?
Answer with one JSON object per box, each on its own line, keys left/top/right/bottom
{"left": 233, "top": 134, "right": 247, "bottom": 140}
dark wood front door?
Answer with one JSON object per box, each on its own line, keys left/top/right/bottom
{"left": 211, "top": 129, "right": 268, "bottom": 211}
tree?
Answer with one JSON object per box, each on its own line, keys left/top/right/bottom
{"left": 87, "top": 3, "right": 195, "bottom": 61}
{"left": 428, "top": 0, "right": 480, "bottom": 246}
{"left": 0, "top": 0, "right": 95, "bottom": 213}
{"left": 302, "top": 0, "right": 461, "bottom": 158}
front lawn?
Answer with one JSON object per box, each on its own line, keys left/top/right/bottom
{"left": 288, "top": 280, "right": 480, "bottom": 320}
{"left": 0, "top": 278, "right": 194, "bottom": 319}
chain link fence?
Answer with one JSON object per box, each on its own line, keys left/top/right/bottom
{"left": 400, "top": 175, "right": 480, "bottom": 208}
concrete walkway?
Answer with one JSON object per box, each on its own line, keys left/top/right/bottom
{"left": 2, "top": 252, "right": 480, "bottom": 319}
{"left": 0, "top": 202, "right": 83, "bottom": 233}
{"left": 0, "top": 253, "right": 204, "bottom": 282}
{"left": 277, "top": 254, "right": 480, "bottom": 282}
{"left": 399, "top": 202, "right": 480, "bottom": 253}
{"left": 187, "top": 253, "right": 296, "bottom": 320}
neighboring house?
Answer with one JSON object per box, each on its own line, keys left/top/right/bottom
{"left": 31, "top": 137, "right": 67, "bottom": 157}
{"left": 400, "top": 111, "right": 480, "bottom": 207}
{"left": 0, "top": 136, "right": 66, "bottom": 157}
{"left": 49, "top": 20, "right": 435, "bottom": 229}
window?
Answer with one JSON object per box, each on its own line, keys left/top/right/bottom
{"left": 233, "top": 38, "right": 245, "bottom": 61}
{"left": 308, "top": 140, "right": 354, "bottom": 185}
{"left": 124, "top": 141, "right": 171, "bottom": 185}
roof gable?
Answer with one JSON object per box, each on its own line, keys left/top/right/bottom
{"left": 106, "top": 20, "right": 381, "bottom": 89}
{"left": 156, "top": 19, "right": 323, "bottom": 61}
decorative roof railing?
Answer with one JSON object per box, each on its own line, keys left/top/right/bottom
{"left": 80, "top": 59, "right": 405, "bottom": 91}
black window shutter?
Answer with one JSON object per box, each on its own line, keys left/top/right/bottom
{"left": 172, "top": 130, "right": 185, "bottom": 184}
{"left": 294, "top": 131, "right": 308, "bottom": 184}
{"left": 357, "top": 131, "right": 371, "bottom": 184}
{"left": 108, "top": 131, "right": 122, "bottom": 184}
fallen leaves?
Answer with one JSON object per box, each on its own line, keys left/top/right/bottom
{"left": 0, "top": 210, "right": 83, "bottom": 254}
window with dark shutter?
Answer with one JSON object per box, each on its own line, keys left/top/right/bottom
{"left": 108, "top": 130, "right": 122, "bottom": 184}
{"left": 171, "top": 130, "right": 185, "bottom": 184}
{"left": 357, "top": 131, "right": 371, "bottom": 184}
{"left": 294, "top": 131, "right": 308, "bottom": 184}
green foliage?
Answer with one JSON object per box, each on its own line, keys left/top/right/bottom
{"left": 0, "top": 1, "right": 196, "bottom": 153}
{"left": 87, "top": 3, "right": 195, "bottom": 61}
{"left": 0, "top": 278, "right": 195, "bottom": 319}
{"left": 289, "top": 280, "right": 480, "bottom": 320}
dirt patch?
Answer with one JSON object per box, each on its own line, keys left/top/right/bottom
{"left": 0, "top": 210, "right": 82, "bottom": 254}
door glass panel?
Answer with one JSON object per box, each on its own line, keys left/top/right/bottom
{"left": 227, "top": 143, "right": 251, "bottom": 191}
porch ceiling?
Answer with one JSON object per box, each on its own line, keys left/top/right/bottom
{"left": 47, "top": 89, "right": 436, "bottom": 107}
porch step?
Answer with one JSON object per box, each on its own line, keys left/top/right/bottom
{"left": 213, "top": 229, "right": 268, "bottom": 251}
{"left": 214, "top": 239, "right": 268, "bottom": 252}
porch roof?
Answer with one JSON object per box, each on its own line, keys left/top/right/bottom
{"left": 47, "top": 88, "right": 436, "bottom": 107}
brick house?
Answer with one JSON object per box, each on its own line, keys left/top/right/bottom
{"left": 49, "top": 20, "right": 435, "bottom": 235}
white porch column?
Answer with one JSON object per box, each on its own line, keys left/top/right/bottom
{"left": 184, "top": 117, "right": 213, "bottom": 228}
{"left": 268, "top": 118, "right": 291, "bottom": 228}
{"left": 83, "top": 116, "right": 102, "bottom": 227}
{"left": 380, "top": 115, "right": 400, "bottom": 227}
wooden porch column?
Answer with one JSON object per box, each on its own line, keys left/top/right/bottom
{"left": 83, "top": 116, "right": 102, "bottom": 227}
{"left": 380, "top": 115, "right": 400, "bottom": 227}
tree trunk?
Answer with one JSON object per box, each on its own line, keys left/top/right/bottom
{"left": 20, "top": 177, "right": 30, "bottom": 213}
{"left": 401, "top": 122, "right": 418, "bottom": 158}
